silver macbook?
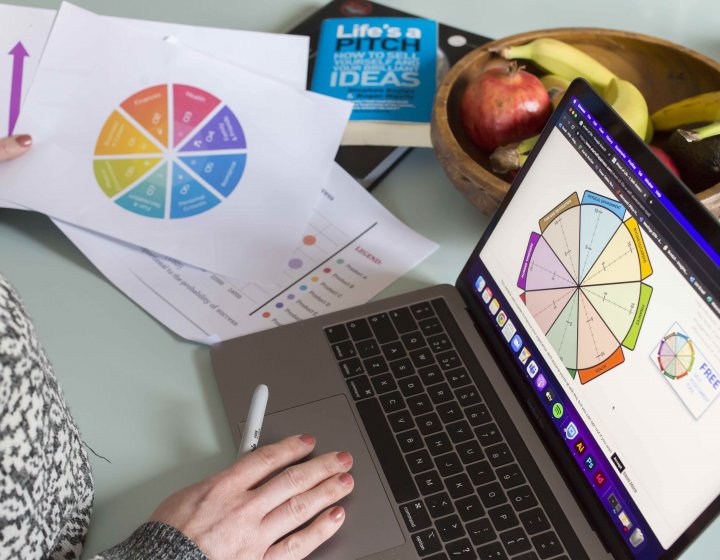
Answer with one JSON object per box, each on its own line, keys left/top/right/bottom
{"left": 211, "top": 79, "right": 720, "bottom": 560}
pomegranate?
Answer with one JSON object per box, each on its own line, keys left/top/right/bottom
{"left": 460, "top": 61, "right": 551, "bottom": 152}
{"left": 650, "top": 145, "right": 680, "bottom": 177}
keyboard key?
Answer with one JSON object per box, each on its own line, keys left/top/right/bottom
{"left": 382, "top": 340, "right": 406, "bottom": 361}
{"left": 390, "top": 357, "right": 414, "bottom": 378}
{"left": 476, "top": 541, "right": 508, "bottom": 560}
{"left": 531, "top": 530, "right": 564, "bottom": 559}
{"left": 437, "top": 401, "right": 463, "bottom": 424}
{"left": 356, "top": 398, "right": 418, "bottom": 503}
{"left": 444, "top": 538, "right": 475, "bottom": 559}
{"left": 475, "top": 423, "right": 503, "bottom": 446}
{"left": 399, "top": 500, "right": 432, "bottom": 532}
{"left": 346, "top": 376, "right": 374, "bottom": 400}
{"left": 389, "top": 307, "right": 417, "bottom": 333}
{"left": 514, "top": 553, "right": 540, "bottom": 560}
{"left": 477, "top": 482, "right": 507, "bottom": 508}
{"left": 419, "top": 316, "right": 443, "bottom": 336}
{"left": 324, "top": 324, "right": 348, "bottom": 343}
{"left": 411, "top": 528, "right": 442, "bottom": 556}
{"left": 486, "top": 443, "right": 514, "bottom": 467}
{"left": 446, "top": 473, "right": 474, "bottom": 499}
{"left": 401, "top": 331, "right": 426, "bottom": 350}
{"left": 488, "top": 504, "right": 518, "bottom": 532}
{"left": 466, "top": 403, "right": 491, "bottom": 426}
{"left": 418, "top": 364, "right": 443, "bottom": 386}
{"left": 427, "top": 333, "right": 452, "bottom": 353}
{"left": 435, "top": 452, "right": 463, "bottom": 477}
{"left": 497, "top": 464, "right": 525, "bottom": 489}
{"left": 411, "top": 301, "right": 435, "bottom": 320}
{"left": 398, "top": 375, "right": 424, "bottom": 397}
{"left": 398, "top": 429, "right": 424, "bottom": 453}
{"left": 332, "top": 340, "right": 356, "bottom": 360}
{"left": 436, "top": 514, "right": 465, "bottom": 542}
{"left": 368, "top": 313, "right": 398, "bottom": 343}
{"left": 500, "top": 527, "right": 532, "bottom": 556}
{"left": 338, "top": 357, "right": 363, "bottom": 378}
{"left": 425, "top": 491, "right": 454, "bottom": 518}
{"left": 407, "top": 449, "right": 434, "bottom": 474}
{"left": 379, "top": 391, "right": 405, "bottom": 414}
{"left": 426, "top": 554, "right": 449, "bottom": 560}
{"left": 356, "top": 338, "right": 380, "bottom": 358}
{"left": 371, "top": 373, "right": 397, "bottom": 394}
{"left": 467, "top": 460, "right": 495, "bottom": 486}
{"left": 425, "top": 432, "right": 452, "bottom": 456}
{"left": 507, "top": 486, "right": 537, "bottom": 512}
{"left": 407, "top": 394, "right": 433, "bottom": 415}
{"left": 445, "top": 367, "right": 471, "bottom": 388}
{"left": 467, "top": 518, "right": 496, "bottom": 546}
{"left": 417, "top": 412, "right": 442, "bottom": 435}
{"left": 428, "top": 382, "right": 454, "bottom": 404}
{"left": 456, "top": 440, "right": 484, "bottom": 464}
{"left": 415, "top": 470, "right": 443, "bottom": 496}
{"left": 454, "top": 385, "right": 481, "bottom": 406}
{"left": 388, "top": 409, "right": 414, "bottom": 433}
{"left": 363, "top": 355, "right": 389, "bottom": 376}
{"left": 347, "top": 319, "right": 373, "bottom": 341}
{"left": 455, "top": 494, "right": 484, "bottom": 522}
{"left": 447, "top": 420, "right": 473, "bottom": 443}
{"left": 437, "top": 350, "right": 462, "bottom": 370}
{"left": 519, "top": 508, "right": 550, "bottom": 535}
{"left": 410, "top": 348, "right": 435, "bottom": 368}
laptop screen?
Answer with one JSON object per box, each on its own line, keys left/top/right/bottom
{"left": 459, "top": 81, "right": 720, "bottom": 559}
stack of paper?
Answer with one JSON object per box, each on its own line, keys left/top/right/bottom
{"left": 0, "top": 2, "right": 437, "bottom": 343}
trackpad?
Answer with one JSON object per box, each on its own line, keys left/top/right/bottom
{"left": 254, "top": 394, "right": 405, "bottom": 559}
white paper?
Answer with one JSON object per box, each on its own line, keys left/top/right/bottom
{"left": 53, "top": 164, "right": 438, "bottom": 343}
{"left": 0, "top": 3, "right": 351, "bottom": 282}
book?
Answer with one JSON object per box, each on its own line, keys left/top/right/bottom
{"left": 288, "top": 0, "right": 492, "bottom": 190}
{"left": 311, "top": 17, "right": 437, "bottom": 147}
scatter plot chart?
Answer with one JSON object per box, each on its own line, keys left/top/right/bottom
{"left": 93, "top": 84, "right": 246, "bottom": 219}
{"left": 518, "top": 191, "right": 653, "bottom": 384}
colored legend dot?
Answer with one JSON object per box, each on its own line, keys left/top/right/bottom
{"left": 276, "top": 302, "right": 284, "bottom": 309}
{"left": 303, "top": 235, "right": 317, "bottom": 246}
{"left": 262, "top": 311, "right": 271, "bottom": 318}
{"left": 336, "top": 259, "right": 344, "bottom": 264}
{"left": 300, "top": 285, "right": 308, "bottom": 291}
{"left": 287, "top": 294, "right": 295, "bottom": 300}
{"left": 289, "top": 258, "right": 303, "bottom": 269}
{"left": 323, "top": 267, "right": 331, "bottom": 274}
{"left": 311, "top": 276, "right": 320, "bottom": 282}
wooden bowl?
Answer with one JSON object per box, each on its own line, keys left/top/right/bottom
{"left": 431, "top": 28, "right": 720, "bottom": 216}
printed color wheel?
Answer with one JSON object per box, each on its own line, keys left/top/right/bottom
{"left": 657, "top": 332, "right": 694, "bottom": 380}
{"left": 93, "top": 84, "right": 247, "bottom": 219}
{"left": 517, "top": 191, "right": 653, "bottom": 384}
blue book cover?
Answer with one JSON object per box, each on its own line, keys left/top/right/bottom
{"left": 311, "top": 17, "right": 437, "bottom": 123}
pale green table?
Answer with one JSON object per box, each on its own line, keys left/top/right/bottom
{"left": 0, "top": 1, "right": 718, "bottom": 557}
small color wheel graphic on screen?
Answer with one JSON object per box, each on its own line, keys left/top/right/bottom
{"left": 657, "top": 332, "right": 695, "bottom": 380}
{"left": 93, "top": 84, "right": 247, "bottom": 219}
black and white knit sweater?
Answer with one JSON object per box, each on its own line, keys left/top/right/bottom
{"left": 0, "top": 273, "right": 208, "bottom": 560}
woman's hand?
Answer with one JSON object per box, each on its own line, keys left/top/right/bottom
{"left": 150, "top": 434, "right": 354, "bottom": 560}
{"left": 0, "top": 135, "right": 32, "bottom": 161}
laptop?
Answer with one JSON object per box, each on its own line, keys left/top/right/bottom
{"left": 211, "top": 79, "right": 720, "bottom": 560}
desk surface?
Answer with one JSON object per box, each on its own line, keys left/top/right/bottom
{"left": 1, "top": 1, "right": 718, "bottom": 557}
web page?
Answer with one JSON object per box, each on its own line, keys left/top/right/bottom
{"left": 478, "top": 115, "right": 720, "bottom": 551}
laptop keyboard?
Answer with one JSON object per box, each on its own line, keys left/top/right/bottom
{"left": 325, "top": 298, "right": 571, "bottom": 560}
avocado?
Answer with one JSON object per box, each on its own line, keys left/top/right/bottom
{"left": 666, "top": 130, "right": 720, "bottom": 193}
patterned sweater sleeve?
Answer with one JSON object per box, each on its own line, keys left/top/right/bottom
{"left": 0, "top": 273, "right": 207, "bottom": 560}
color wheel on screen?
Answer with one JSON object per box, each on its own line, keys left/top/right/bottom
{"left": 518, "top": 191, "right": 653, "bottom": 384}
{"left": 93, "top": 84, "right": 247, "bottom": 219}
{"left": 657, "top": 332, "right": 695, "bottom": 380}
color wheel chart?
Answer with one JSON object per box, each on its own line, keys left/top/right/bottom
{"left": 518, "top": 191, "right": 653, "bottom": 384}
{"left": 93, "top": 84, "right": 246, "bottom": 219}
{"left": 657, "top": 332, "right": 695, "bottom": 380}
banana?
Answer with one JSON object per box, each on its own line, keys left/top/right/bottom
{"left": 678, "top": 120, "right": 720, "bottom": 142}
{"left": 651, "top": 91, "right": 720, "bottom": 130}
{"left": 644, "top": 115, "right": 654, "bottom": 143}
{"left": 540, "top": 74, "right": 571, "bottom": 108}
{"left": 499, "top": 38, "right": 616, "bottom": 91}
{"left": 604, "top": 78, "right": 649, "bottom": 139}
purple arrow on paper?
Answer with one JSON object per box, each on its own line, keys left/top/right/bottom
{"left": 8, "top": 41, "right": 29, "bottom": 136}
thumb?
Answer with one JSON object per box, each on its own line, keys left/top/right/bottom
{"left": 0, "top": 135, "right": 32, "bottom": 162}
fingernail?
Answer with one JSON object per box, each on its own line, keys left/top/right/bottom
{"left": 339, "top": 472, "right": 354, "bottom": 487}
{"left": 336, "top": 451, "right": 353, "bottom": 468}
{"left": 14, "top": 134, "right": 32, "bottom": 148}
{"left": 298, "top": 434, "right": 315, "bottom": 446}
{"left": 330, "top": 506, "right": 345, "bottom": 522}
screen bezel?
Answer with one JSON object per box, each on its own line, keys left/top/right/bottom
{"left": 456, "top": 78, "right": 720, "bottom": 559}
